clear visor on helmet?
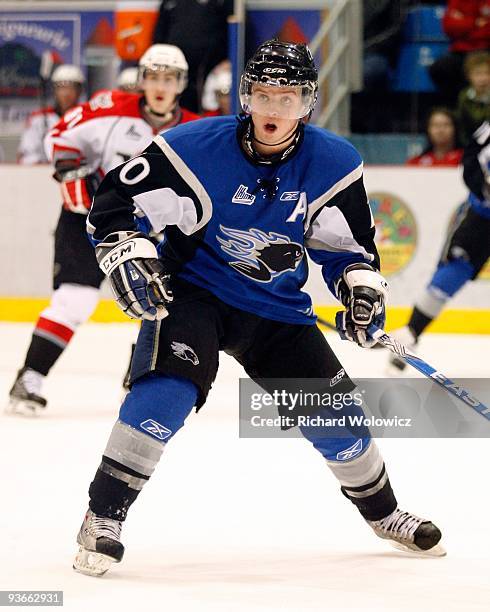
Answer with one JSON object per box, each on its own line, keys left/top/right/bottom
{"left": 53, "top": 81, "right": 82, "bottom": 88}
{"left": 139, "top": 65, "right": 188, "bottom": 94}
{"left": 239, "top": 76, "right": 315, "bottom": 120}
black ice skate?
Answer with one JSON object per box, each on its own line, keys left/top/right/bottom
{"left": 6, "top": 367, "right": 47, "bottom": 416}
{"left": 368, "top": 508, "right": 446, "bottom": 556}
{"left": 386, "top": 326, "right": 418, "bottom": 375}
{"left": 73, "top": 509, "right": 125, "bottom": 577}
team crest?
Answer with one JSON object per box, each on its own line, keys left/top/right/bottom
{"left": 232, "top": 184, "right": 256, "bottom": 205}
{"left": 217, "top": 225, "right": 304, "bottom": 283}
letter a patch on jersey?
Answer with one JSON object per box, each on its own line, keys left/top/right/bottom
{"left": 232, "top": 184, "right": 256, "bottom": 205}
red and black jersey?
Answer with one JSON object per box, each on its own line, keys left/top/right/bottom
{"left": 45, "top": 90, "right": 201, "bottom": 213}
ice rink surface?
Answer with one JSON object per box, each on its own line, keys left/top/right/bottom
{"left": 0, "top": 322, "right": 489, "bottom": 612}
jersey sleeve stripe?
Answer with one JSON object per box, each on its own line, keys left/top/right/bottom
{"left": 153, "top": 134, "right": 213, "bottom": 232}
{"left": 306, "top": 204, "right": 375, "bottom": 262}
{"left": 305, "top": 162, "right": 364, "bottom": 231}
{"left": 132, "top": 188, "right": 198, "bottom": 235}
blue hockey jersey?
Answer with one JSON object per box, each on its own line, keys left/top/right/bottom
{"left": 87, "top": 116, "right": 379, "bottom": 324}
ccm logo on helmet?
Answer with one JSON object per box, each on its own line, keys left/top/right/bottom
{"left": 102, "top": 241, "right": 136, "bottom": 272}
{"left": 263, "top": 67, "right": 287, "bottom": 73}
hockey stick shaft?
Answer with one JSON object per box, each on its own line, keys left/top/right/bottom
{"left": 315, "top": 315, "right": 337, "bottom": 332}
{"left": 367, "top": 323, "right": 490, "bottom": 421}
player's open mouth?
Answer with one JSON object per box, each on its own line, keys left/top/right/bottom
{"left": 264, "top": 123, "right": 277, "bottom": 133}
{"left": 156, "top": 95, "right": 164, "bottom": 101}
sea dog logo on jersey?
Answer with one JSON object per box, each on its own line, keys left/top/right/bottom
{"left": 140, "top": 419, "right": 172, "bottom": 441}
{"left": 217, "top": 225, "right": 304, "bottom": 283}
{"left": 232, "top": 185, "right": 256, "bottom": 205}
{"left": 171, "top": 341, "right": 199, "bottom": 365}
{"left": 336, "top": 438, "right": 363, "bottom": 461}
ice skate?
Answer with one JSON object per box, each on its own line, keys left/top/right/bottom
{"left": 368, "top": 507, "right": 446, "bottom": 557}
{"left": 73, "top": 509, "right": 125, "bottom": 577}
{"left": 385, "top": 326, "right": 418, "bottom": 375}
{"left": 6, "top": 367, "right": 47, "bottom": 416}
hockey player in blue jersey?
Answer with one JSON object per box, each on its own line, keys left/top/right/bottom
{"left": 74, "top": 40, "right": 444, "bottom": 576}
{"left": 388, "top": 121, "right": 490, "bottom": 372}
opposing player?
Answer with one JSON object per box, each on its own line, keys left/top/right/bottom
{"left": 388, "top": 120, "right": 490, "bottom": 372}
{"left": 17, "top": 64, "right": 84, "bottom": 165}
{"left": 7, "top": 44, "right": 200, "bottom": 415}
{"left": 73, "top": 39, "right": 444, "bottom": 576}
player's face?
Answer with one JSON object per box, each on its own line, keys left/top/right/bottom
{"left": 54, "top": 84, "right": 81, "bottom": 114}
{"left": 468, "top": 65, "right": 490, "bottom": 95}
{"left": 250, "top": 85, "right": 301, "bottom": 148}
{"left": 427, "top": 113, "right": 455, "bottom": 148}
{"left": 143, "top": 70, "right": 180, "bottom": 115}
{"left": 250, "top": 85, "right": 304, "bottom": 120}
{"left": 216, "top": 91, "right": 231, "bottom": 115}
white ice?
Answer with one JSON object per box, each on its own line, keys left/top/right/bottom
{"left": 0, "top": 322, "right": 489, "bottom": 612}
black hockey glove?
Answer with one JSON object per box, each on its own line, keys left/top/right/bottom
{"left": 335, "top": 263, "right": 389, "bottom": 348}
{"left": 96, "top": 231, "right": 173, "bottom": 321}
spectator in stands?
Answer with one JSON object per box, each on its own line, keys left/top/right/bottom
{"left": 153, "top": 0, "right": 234, "bottom": 113}
{"left": 457, "top": 51, "right": 490, "bottom": 145}
{"left": 363, "top": 0, "right": 407, "bottom": 90}
{"left": 407, "top": 107, "right": 463, "bottom": 166}
{"left": 429, "top": 1, "right": 490, "bottom": 106}
{"left": 201, "top": 60, "right": 232, "bottom": 116}
{"left": 351, "top": 0, "right": 407, "bottom": 132}
{"left": 18, "top": 65, "right": 84, "bottom": 165}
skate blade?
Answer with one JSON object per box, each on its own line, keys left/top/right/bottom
{"left": 73, "top": 546, "right": 119, "bottom": 577}
{"left": 4, "top": 399, "right": 43, "bottom": 417}
{"left": 390, "top": 540, "right": 447, "bottom": 557}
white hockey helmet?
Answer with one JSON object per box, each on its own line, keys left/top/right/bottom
{"left": 139, "top": 44, "right": 188, "bottom": 92}
{"left": 117, "top": 67, "right": 140, "bottom": 92}
{"left": 214, "top": 70, "right": 232, "bottom": 97}
{"left": 51, "top": 64, "right": 85, "bottom": 86}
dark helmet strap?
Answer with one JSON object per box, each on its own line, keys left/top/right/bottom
{"left": 239, "top": 115, "right": 303, "bottom": 166}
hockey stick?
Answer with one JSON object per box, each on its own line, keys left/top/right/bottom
{"left": 367, "top": 323, "right": 490, "bottom": 421}
{"left": 315, "top": 315, "right": 337, "bottom": 331}
{"left": 39, "top": 51, "right": 55, "bottom": 133}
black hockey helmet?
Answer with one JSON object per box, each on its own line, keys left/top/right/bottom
{"left": 240, "top": 39, "right": 318, "bottom": 119}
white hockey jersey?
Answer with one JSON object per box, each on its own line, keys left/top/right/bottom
{"left": 18, "top": 107, "right": 60, "bottom": 164}
{"left": 45, "top": 90, "right": 200, "bottom": 213}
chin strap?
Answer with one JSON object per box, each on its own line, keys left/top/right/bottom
{"left": 141, "top": 97, "right": 181, "bottom": 130}
{"left": 252, "top": 123, "right": 299, "bottom": 147}
{"left": 238, "top": 115, "right": 303, "bottom": 165}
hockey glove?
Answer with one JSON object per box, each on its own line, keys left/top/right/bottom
{"left": 335, "top": 263, "right": 388, "bottom": 348}
{"left": 54, "top": 164, "right": 103, "bottom": 214}
{"left": 96, "top": 232, "right": 173, "bottom": 321}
